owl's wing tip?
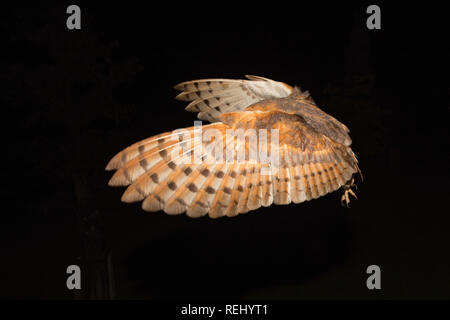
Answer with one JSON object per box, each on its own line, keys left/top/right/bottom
{"left": 105, "top": 156, "right": 121, "bottom": 171}
{"left": 173, "top": 83, "right": 184, "bottom": 90}
{"left": 105, "top": 162, "right": 115, "bottom": 171}
{"left": 245, "top": 75, "right": 271, "bottom": 81}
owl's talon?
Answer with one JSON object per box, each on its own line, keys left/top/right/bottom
{"left": 341, "top": 178, "right": 358, "bottom": 207}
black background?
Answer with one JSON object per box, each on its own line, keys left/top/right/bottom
{"left": 1, "top": 1, "right": 449, "bottom": 299}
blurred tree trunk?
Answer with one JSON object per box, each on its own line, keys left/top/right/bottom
{"left": 73, "top": 174, "right": 115, "bottom": 300}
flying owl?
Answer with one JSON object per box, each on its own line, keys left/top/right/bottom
{"left": 106, "top": 75, "right": 361, "bottom": 218}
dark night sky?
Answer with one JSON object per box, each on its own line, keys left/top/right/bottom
{"left": 1, "top": 2, "right": 449, "bottom": 299}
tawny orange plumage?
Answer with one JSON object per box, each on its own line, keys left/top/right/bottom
{"left": 106, "top": 75, "right": 361, "bottom": 218}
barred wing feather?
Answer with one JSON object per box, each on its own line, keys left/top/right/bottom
{"left": 174, "top": 75, "right": 294, "bottom": 122}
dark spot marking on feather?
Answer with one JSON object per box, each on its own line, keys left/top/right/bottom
{"left": 157, "top": 138, "right": 165, "bottom": 144}
{"left": 139, "top": 158, "right": 148, "bottom": 169}
{"left": 196, "top": 201, "right": 208, "bottom": 208}
{"left": 206, "top": 186, "right": 215, "bottom": 194}
{"left": 247, "top": 183, "right": 253, "bottom": 188}
{"left": 159, "top": 149, "right": 168, "bottom": 158}
{"left": 168, "top": 161, "right": 176, "bottom": 170}
{"left": 138, "top": 145, "right": 145, "bottom": 153}
{"left": 154, "top": 194, "right": 164, "bottom": 204}
{"left": 150, "top": 173, "right": 159, "bottom": 183}
{"left": 237, "top": 186, "right": 243, "bottom": 192}
{"left": 206, "top": 81, "right": 211, "bottom": 87}
{"left": 218, "top": 201, "right": 227, "bottom": 208}
{"left": 188, "top": 183, "right": 198, "bottom": 193}
{"left": 230, "top": 171, "right": 237, "bottom": 178}
{"left": 194, "top": 82, "right": 199, "bottom": 90}
{"left": 223, "top": 187, "right": 232, "bottom": 194}
{"left": 294, "top": 175, "right": 301, "bottom": 180}
{"left": 121, "top": 151, "right": 127, "bottom": 164}
{"left": 168, "top": 181, "right": 177, "bottom": 190}
{"left": 176, "top": 198, "right": 186, "bottom": 206}
{"left": 184, "top": 167, "right": 192, "bottom": 176}
{"left": 204, "top": 99, "right": 210, "bottom": 107}
{"left": 200, "top": 168, "right": 210, "bottom": 177}
{"left": 214, "top": 106, "right": 221, "bottom": 111}
{"left": 135, "top": 185, "right": 145, "bottom": 197}
{"left": 215, "top": 171, "right": 224, "bottom": 178}
{"left": 208, "top": 89, "right": 213, "bottom": 94}
{"left": 304, "top": 174, "right": 309, "bottom": 178}
{"left": 123, "top": 168, "right": 131, "bottom": 183}
{"left": 240, "top": 169, "right": 247, "bottom": 175}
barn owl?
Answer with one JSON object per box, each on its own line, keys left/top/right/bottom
{"left": 106, "top": 75, "right": 361, "bottom": 218}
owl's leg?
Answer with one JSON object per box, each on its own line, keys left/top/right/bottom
{"left": 341, "top": 177, "right": 357, "bottom": 207}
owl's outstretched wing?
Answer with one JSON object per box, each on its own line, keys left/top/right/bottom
{"left": 106, "top": 108, "right": 359, "bottom": 218}
{"left": 174, "top": 75, "right": 294, "bottom": 122}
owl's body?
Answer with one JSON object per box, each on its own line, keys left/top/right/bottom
{"left": 106, "top": 76, "right": 361, "bottom": 218}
